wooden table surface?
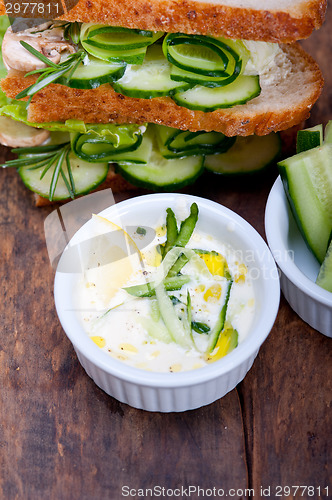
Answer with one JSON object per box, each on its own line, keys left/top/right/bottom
{"left": 1, "top": 6, "right": 332, "bottom": 500}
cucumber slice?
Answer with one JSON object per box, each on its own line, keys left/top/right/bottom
{"left": 172, "top": 75, "right": 260, "bottom": 111}
{"left": 325, "top": 121, "right": 332, "bottom": 144}
{"left": 205, "top": 133, "right": 281, "bottom": 175}
{"left": 278, "top": 144, "right": 332, "bottom": 263}
{"left": 67, "top": 56, "right": 126, "bottom": 89}
{"left": 154, "top": 124, "right": 235, "bottom": 158}
{"left": 155, "top": 280, "right": 193, "bottom": 349}
{"left": 81, "top": 41, "right": 146, "bottom": 65}
{"left": 116, "top": 144, "right": 204, "bottom": 190}
{"left": 316, "top": 239, "right": 332, "bottom": 292}
{"left": 170, "top": 64, "right": 240, "bottom": 88}
{"left": 113, "top": 45, "right": 191, "bottom": 98}
{"left": 84, "top": 28, "right": 162, "bottom": 50}
{"left": 296, "top": 124, "right": 323, "bottom": 154}
{"left": 138, "top": 316, "right": 173, "bottom": 344}
{"left": 165, "top": 34, "right": 248, "bottom": 90}
{"left": 18, "top": 153, "right": 108, "bottom": 201}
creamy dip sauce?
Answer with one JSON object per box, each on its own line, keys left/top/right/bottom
{"left": 76, "top": 209, "right": 255, "bottom": 373}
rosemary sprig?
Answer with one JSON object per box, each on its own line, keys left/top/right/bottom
{"left": 12, "top": 143, "right": 68, "bottom": 154}
{"left": 49, "top": 146, "right": 67, "bottom": 200}
{"left": 1, "top": 142, "right": 76, "bottom": 201}
{"left": 15, "top": 42, "right": 86, "bottom": 101}
{"left": 65, "top": 150, "right": 76, "bottom": 196}
{"left": 40, "top": 148, "right": 63, "bottom": 179}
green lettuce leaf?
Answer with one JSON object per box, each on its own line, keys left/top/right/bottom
{"left": 0, "top": 15, "right": 10, "bottom": 42}
{"left": 0, "top": 15, "right": 10, "bottom": 107}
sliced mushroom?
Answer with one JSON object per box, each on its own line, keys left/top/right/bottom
{"left": 2, "top": 22, "right": 77, "bottom": 72}
{"left": 0, "top": 116, "right": 50, "bottom": 148}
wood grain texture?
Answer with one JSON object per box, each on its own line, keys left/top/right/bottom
{"left": 1, "top": 4, "right": 332, "bottom": 499}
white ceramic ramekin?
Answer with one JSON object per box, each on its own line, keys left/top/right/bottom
{"left": 54, "top": 193, "right": 280, "bottom": 412}
{"left": 265, "top": 177, "right": 332, "bottom": 338}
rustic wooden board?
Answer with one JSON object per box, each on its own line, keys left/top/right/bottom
{"left": 1, "top": 5, "right": 332, "bottom": 499}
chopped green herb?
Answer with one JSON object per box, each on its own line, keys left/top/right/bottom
{"left": 192, "top": 321, "right": 210, "bottom": 334}
{"left": 169, "top": 295, "right": 182, "bottom": 305}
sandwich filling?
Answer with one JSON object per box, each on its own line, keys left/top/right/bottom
{"left": 0, "top": 16, "right": 318, "bottom": 200}
{"left": 1, "top": 19, "right": 285, "bottom": 111}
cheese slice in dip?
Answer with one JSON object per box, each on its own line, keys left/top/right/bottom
{"left": 76, "top": 205, "right": 255, "bottom": 373}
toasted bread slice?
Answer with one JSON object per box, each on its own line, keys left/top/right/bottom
{"left": 1, "top": 43, "right": 323, "bottom": 136}
{"left": 0, "top": 0, "right": 327, "bottom": 43}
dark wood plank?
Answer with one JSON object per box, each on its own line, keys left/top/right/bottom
{"left": 239, "top": 297, "right": 332, "bottom": 496}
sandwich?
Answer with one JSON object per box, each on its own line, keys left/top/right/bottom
{"left": 0, "top": 0, "right": 326, "bottom": 205}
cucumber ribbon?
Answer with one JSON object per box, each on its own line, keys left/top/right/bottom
{"left": 81, "top": 24, "right": 163, "bottom": 64}
{"left": 163, "top": 33, "right": 244, "bottom": 87}
{"left": 71, "top": 130, "right": 143, "bottom": 162}
{"left": 155, "top": 125, "right": 236, "bottom": 158}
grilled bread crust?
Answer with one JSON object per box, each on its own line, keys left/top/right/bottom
{"left": 1, "top": 43, "right": 323, "bottom": 137}
{"left": 0, "top": 0, "right": 327, "bottom": 42}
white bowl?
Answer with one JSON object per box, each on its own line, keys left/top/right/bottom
{"left": 54, "top": 193, "right": 280, "bottom": 412}
{"left": 265, "top": 177, "right": 332, "bottom": 338}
